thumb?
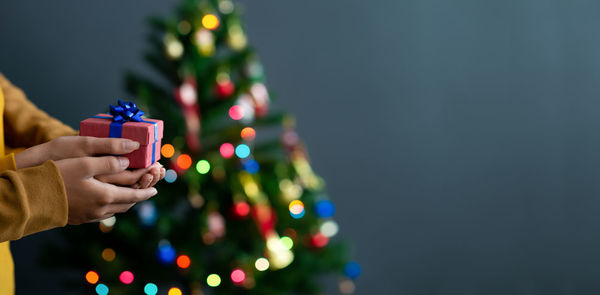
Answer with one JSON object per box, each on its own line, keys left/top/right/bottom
{"left": 83, "top": 156, "right": 129, "bottom": 177}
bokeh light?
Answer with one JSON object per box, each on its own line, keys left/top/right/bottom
{"left": 196, "top": 160, "right": 210, "bottom": 174}
{"left": 219, "top": 0, "right": 234, "bottom": 14}
{"left": 229, "top": 105, "right": 244, "bottom": 120}
{"left": 157, "top": 241, "right": 177, "bottom": 264}
{"left": 220, "top": 143, "right": 235, "bottom": 158}
{"left": 101, "top": 248, "right": 116, "bottom": 262}
{"left": 280, "top": 236, "right": 293, "bottom": 250}
{"left": 202, "top": 14, "right": 220, "bottom": 30}
{"left": 100, "top": 216, "right": 116, "bottom": 227}
{"left": 119, "top": 271, "right": 134, "bottom": 284}
{"left": 177, "top": 20, "right": 191, "bottom": 34}
{"left": 243, "top": 159, "right": 260, "bottom": 174}
{"left": 314, "top": 200, "right": 335, "bottom": 218}
{"left": 255, "top": 257, "right": 270, "bottom": 271}
{"left": 311, "top": 233, "right": 329, "bottom": 248}
{"left": 138, "top": 200, "right": 158, "bottom": 226}
{"left": 144, "top": 283, "right": 158, "bottom": 295}
{"left": 231, "top": 269, "right": 246, "bottom": 284}
{"left": 168, "top": 287, "right": 182, "bottom": 295}
{"left": 343, "top": 261, "right": 362, "bottom": 279}
{"left": 235, "top": 144, "right": 250, "bottom": 158}
{"left": 241, "top": 127, "right": 256, "bottom": 141}
{"left": 95, "top": 284, "right": 109, "bottom": 295}
{"left": 164, "top": 169, "right": 177, "bottom": 183}
{"left": 85, "top": 271, "right": 99, "bottom": 284}
{"left": 206, "top": 274, "right": 221, "bottom": 287}
{"left": 234, "top": 202, "right": 251, "bottom": 217}
{"left": 289, "top": 200, "right": 305, "bottom": 218}
{"left": 176, "top": 255, "right": 191, "bottom": 269}
{"left": 164, "top": 34, "right": 183, "bottom": 60}
{"left": 339, "top": 279, "right": 356, "bottom": 294}
{"left": 176, "top": 154, "right": 192, "bottom": 170}
{"left": 320, "top": 220, "right": 339, "bottom": 238}
{"left": 161, "top": 144, "right": 175, "bottom": 158}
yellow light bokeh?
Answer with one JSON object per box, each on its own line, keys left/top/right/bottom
{"left": 289, "top": 200, "right": 304, "bottom": 214}
{"left": 101, "top": 248, "right": 116, "bottom": 262}
{"left": 168, "top": 287, "right": 183, "bottom": 295}
{"left": 161, "top": 144, "right": 175, "bottom": 158}
{"left": 206, "top": 274, "right": 221, "bottom": 287}
{"left": 202, "top": 14, "right": 220, "bottom": 30}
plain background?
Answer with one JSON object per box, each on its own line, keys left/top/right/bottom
{"left": 3, "top": 0, "right": 600, "bottom": 294}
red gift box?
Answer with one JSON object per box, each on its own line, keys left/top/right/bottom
{"left": 80, "top": 114, "right": 164, "bottom": 168}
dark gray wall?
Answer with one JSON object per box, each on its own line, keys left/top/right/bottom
{"left": 2, "top": 0, "right": 600, "bottom": 294}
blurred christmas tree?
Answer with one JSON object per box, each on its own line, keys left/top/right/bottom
{"left": 44, "top": 0, "right": 360, "bottom": 294}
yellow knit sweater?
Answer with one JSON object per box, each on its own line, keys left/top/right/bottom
{"left": 0, "top": 73, "right": 76, "bottom": 293}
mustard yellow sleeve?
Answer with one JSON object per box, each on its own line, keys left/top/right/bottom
{"left": 0, "top": 73, "right": 77, "bottom": 147}
{"left": 0, "top": 159, "right": 68, "bottom": 242}
{"left": 0, "top": 154, "right": 16, "bottom": 172}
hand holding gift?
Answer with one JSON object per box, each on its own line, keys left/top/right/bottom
{"left": 14, "top": 136, "right": 165, "bottom": 189}
{"left": 79, "top": 100, "right": 164, "bottom": 168}
{"left": 13, "top": 100, "right": 166, "bottom": 225}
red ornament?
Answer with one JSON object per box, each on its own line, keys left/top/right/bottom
{"left": 215, "top": 80, "right": 235, "bottom": 98}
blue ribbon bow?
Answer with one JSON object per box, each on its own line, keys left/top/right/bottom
{"left": 92, "top": 100, "right": 159, "bottom": 165}
{"left": 109, "top": 100, "right": 145, "bottom": 122}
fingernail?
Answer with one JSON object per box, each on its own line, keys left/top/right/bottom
{"left": 124, "top": 140, "right": 140, "bottom": 150}
{"left": 119, "top": 157, "right": 129, "bottom": 168}
{"left": 151, "top": 188, "right": 158, "bottom": 195}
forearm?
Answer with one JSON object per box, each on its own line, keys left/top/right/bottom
{"left": 0, "top": 161, "right": 68, "bottom": 242}
{"left": 0, "top": 72, "right": 77, "bottom": 147}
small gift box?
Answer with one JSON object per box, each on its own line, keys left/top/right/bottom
{"left": 79, "top": 100, "right": 164, "bottom": 168}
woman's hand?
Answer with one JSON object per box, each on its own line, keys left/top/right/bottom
{"left": 14, "top": 136, "right": 165, "bottom": 188}
{"left": 14, "top": 136, "right": 140, "bottom": 169}
{"left": 95, "top": 162, "right": 166, "bottom": 189}
{"left": 55, "top": 156, "right": 158, "bottom": 224}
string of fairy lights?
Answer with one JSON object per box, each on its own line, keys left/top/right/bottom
{"left": 83, "top": 1, "right": 360, "bottom": 294}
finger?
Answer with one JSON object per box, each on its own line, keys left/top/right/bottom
{"left": 82, "top": 156, "right": 129, "bottom": 177}
{"left": 80, "top": 136, "right": 140, "bottom": 156}
{"left": 160, "top": 168, "right": 165, "bottom": 181}
{"left": 95, "top": 167, "right": 152, "bottom": 186}
{"left": 104, "top": 184, "right": 158, "bottom": 204}
{"left": 139, "top": 174, "right": 153, "bottom": 189}
{"left": 148, "top": 167, "right": 161, "bottom": 187}
{"left": 139, "top": 163, "right": 162, "bottom": 188}
{"left": 106, "top": 203, "right": 136, "bottom": 215}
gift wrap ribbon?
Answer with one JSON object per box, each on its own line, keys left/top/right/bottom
{"left": 92, "top": 100, "right": 158, "bottom": 163}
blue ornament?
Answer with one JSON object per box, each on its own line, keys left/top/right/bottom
{"left": 314, "top": 200, "right": 335, "bottom": 218}
{"left": 156, "top": 242, "right": 176, "bottom": 264}
{"left": 243, "top": 159, "right": 260, "bottom": 174}
{"left": 344, "top": 261, "right": 361, "bottom": 279}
